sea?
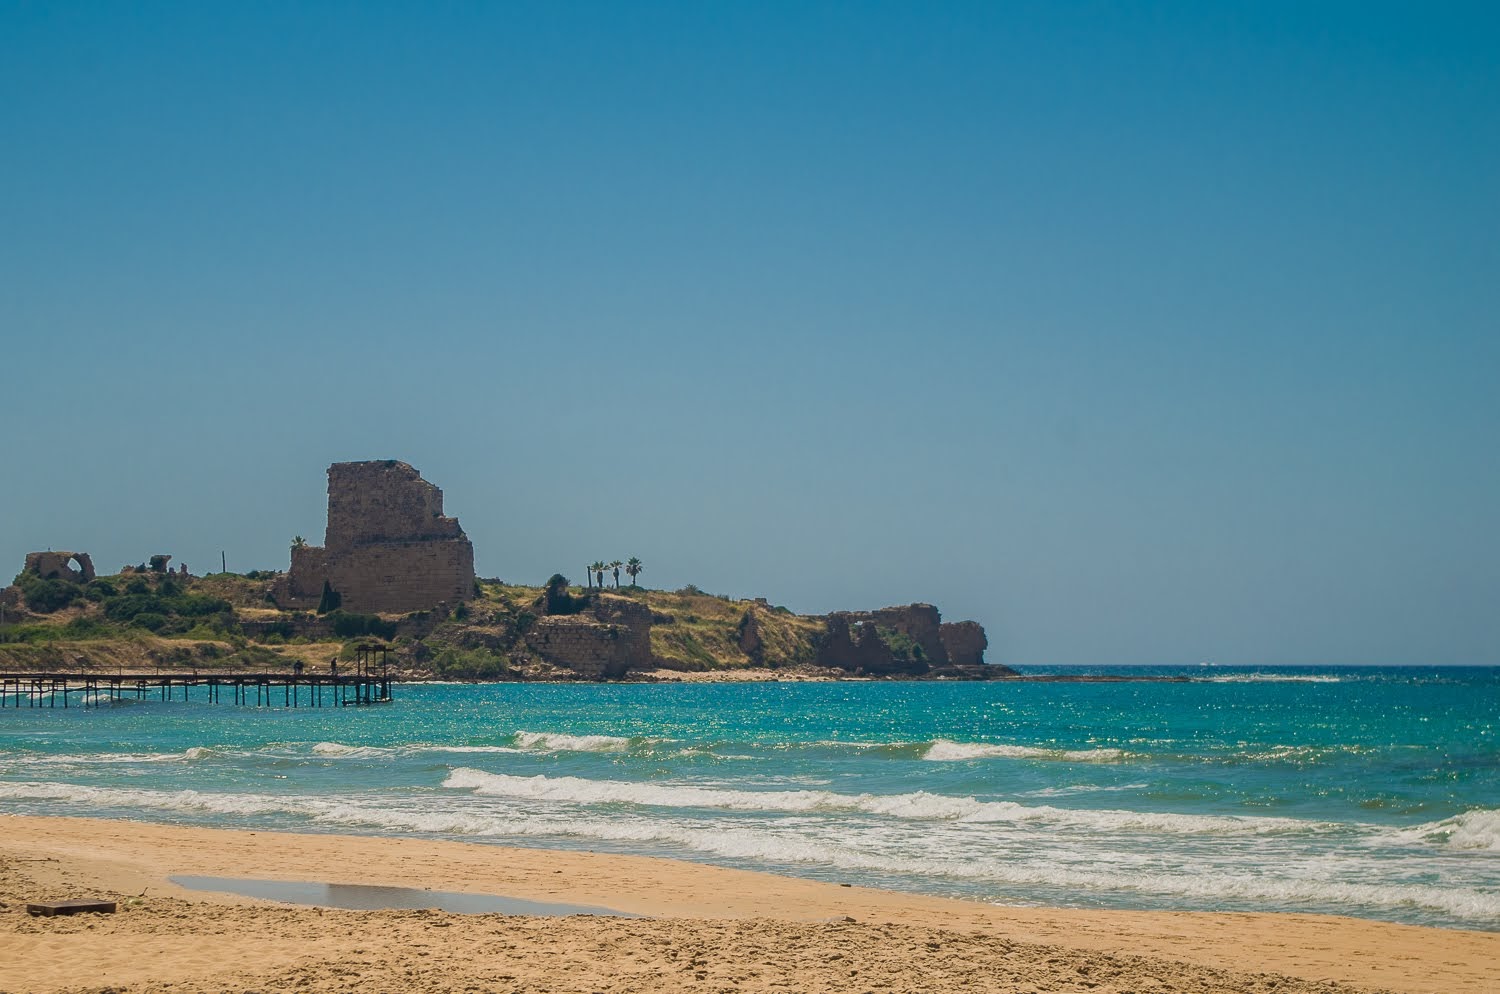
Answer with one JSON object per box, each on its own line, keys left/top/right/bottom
{"left": 1, "top": 665, "right": 1495, "bottom": 931}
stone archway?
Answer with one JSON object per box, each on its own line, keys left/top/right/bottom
{"left": 23, "top": 551, "right": 96, "bottom": 584}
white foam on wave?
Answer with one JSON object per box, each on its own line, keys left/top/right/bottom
{"left": 535, "top": 817, "right": 1500, "bottom": 922}
{"left": 923, "top": 740, "right": 1127, "bottom": 763}
{"left": 511, "top": 731, "right": 666, "bottom": 754}
{"left": 311, "top": 742, "right": 394, "bottom": 759}
{"left": 441, "top": 768, "right": 1331, "bottom": 836}
{"left": 427, "top": 745, "right": 526, "bottom": 755}
{"left": 3, "top": 779, "right": 1494, "bottom": 922}
{"left": 1024, "top": 783, "right": 1152, "bottom": 798}
{"left": 1203, "top": 673, "right": 1343, "bottom": 683}
{"left": 1393, "top": 808, "right": 1500, "bottom": 851}
{"left": 0, "top": 780, "right": 312, "bottom": 817}
{"left": 13, "top": 747, "right": 225, "bottom": 766}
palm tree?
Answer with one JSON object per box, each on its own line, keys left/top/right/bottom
{"left": 590, "top": 561, "right": 606, "bottom": 591}
{"left": 584, "top": 564, "right": 593, "bottom": 590}
{"left": 625, "top": 557, "right": 643, "bottom": 587}
{"left": 608, "top": 560, "right": 623, "bottom": 588}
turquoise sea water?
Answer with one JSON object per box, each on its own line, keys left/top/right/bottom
{"left": 1, "top": 666, "right": 1495, "bottom": 930}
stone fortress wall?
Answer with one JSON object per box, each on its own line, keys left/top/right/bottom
{"left": 275, "top": 461, "right": 475, "bottom": 614}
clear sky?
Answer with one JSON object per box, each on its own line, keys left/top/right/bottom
{"left": 2, "top": 2, "right": 1496, "bottom": 665}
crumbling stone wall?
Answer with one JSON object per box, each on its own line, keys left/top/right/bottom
{"left": 525, "top": 593, "right": 652, "bottom": 679}
{"left": 825, "top": 603, "right": 950, "bottom": 670}
{"left": 525, "top": 617, "right": 629, "bottom": 680}
{"left": 737, "top": 609, "right": 764, "bottom": 660}
{"left": 939, "top": 621, "right": 987, "bottom": 666}
{"left": 815, "top": 604, "right": 995, "bottom": 676}
{"left": 23, "top": 551, "right": 95, "bottom": 584}
{"left": 589, "top": 595, "right": 653, "bottom": 670}
{"left": 857, "top": 604, "right": 949, "bottom": 666}
{"left": 817, "top": 614, "right": 919, "bottom": 674}
{"left": 275, "top": 461, "right": 475, "bottom": 614}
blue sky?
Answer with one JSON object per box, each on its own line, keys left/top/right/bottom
{"left": 2, "top": 2, "right": 1496, "bottom": 665}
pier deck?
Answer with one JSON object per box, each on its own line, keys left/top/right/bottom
{"left": 0, "top": 671, "right": 393, "bottom": 708}
{"left": 0, "top": 643, "right": 395, "bottom": 709}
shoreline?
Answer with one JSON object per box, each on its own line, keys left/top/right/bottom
{"left": 3, "top": 814, "right": 1497, "bottom": 993}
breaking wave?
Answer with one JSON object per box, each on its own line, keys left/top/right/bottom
{"left": 922, "top": 740, "right": 1127, "bottom": 762}
{"left": 440, "top": 768, "right": 1332, "bottom": 835}
{"left": 1395, "top": 808, "right": 1500, "bottom": 851}
{"left": 1, "top": 779, "right": 1493, "bottom": 922}
{"left": 311, "top": 742, "right": 395, "bottom": 759}
{"left": 508, "top": 731, "right": 680, "bottom": 754}
{"left": 511, "top": 731, "right": 634, "bottom": 753}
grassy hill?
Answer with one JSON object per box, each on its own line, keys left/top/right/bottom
{"left": 1, "top": 569, "right": 965, "bottom": 681}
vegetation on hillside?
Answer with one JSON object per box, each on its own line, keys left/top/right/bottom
{"left": 0, "top": 567, "right": 951, "bottom": 680}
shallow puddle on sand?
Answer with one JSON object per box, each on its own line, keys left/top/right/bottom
{"left": 170, "top": 875, "right": 639, "bottom": 917}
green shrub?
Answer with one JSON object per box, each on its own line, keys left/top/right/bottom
{"left": 61, "top": 617, "right": 110, "bottom": 639}
{"left": 876, "top": 627, "right": 927, "bottom": 665}
{"left": 15, "top": 575, "right": 82, "bottom": 613}
{"left": 105, "top": 594, "right": 166, "bottom": 622}
{"left": 104, "top": 591, "right": 230, "bottom": 624}
{"left": 431, "top": 647, "right": 511, "bottom": 679}
{"left": 543, "top": 574, "right": 586, "bottom": 615}
{"left": 173, "top": 594, "right": 231, "bottom": 616}
{"left": 83, "top": 579, "right": 117, "bottom": 602}
{"left": 0, "top": 624, "right": 60, "bottom": 644}
{"left": 327, "top": 611, "right": 397, "bottom": 640}
{"left": 131, "top": 612, "right": 169, "bottom": 632}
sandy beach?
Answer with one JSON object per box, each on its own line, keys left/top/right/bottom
{"left": 0, "top": 816, "right": 1494, "bottom": 994}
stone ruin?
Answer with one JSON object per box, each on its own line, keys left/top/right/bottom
{"left": 273, "top": 460, "right": 476, "bottom": 614}
{"left": 525, "top": 594, "right": 654, "bottom": 680}
{"left": 815, "top": 603, "right": 1001, "bottom": 676}
{"left": 118, "top": 556, "right": 191, "bottom": 576}
{"left": 23, "top": 551, "right": 96, "bottom": 584}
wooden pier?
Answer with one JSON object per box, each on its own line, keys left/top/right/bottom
{"left": 0, "top": 644, "right": 395, "bottom": 709}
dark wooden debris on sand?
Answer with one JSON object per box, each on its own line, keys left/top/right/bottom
{"left": 27, "top": 899, "right": 118, "bottom": 916}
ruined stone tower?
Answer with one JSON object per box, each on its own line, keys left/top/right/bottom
{"left": 275, "top": 460, "right": 475, "bottom": 614}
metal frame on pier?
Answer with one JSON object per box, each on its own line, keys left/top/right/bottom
{"left": 0, "top": 645, "right": 394, "bottom": 709}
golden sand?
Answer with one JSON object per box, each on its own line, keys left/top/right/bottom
{"left": 2, "top": 815, "right": 1495, "bottom": 993}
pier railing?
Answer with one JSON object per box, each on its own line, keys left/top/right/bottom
{"left": 0, "top": 642, "right": 396, "bottom": 709}
{"left": 0, "top": 670, "right": 394, "bottom": 708}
